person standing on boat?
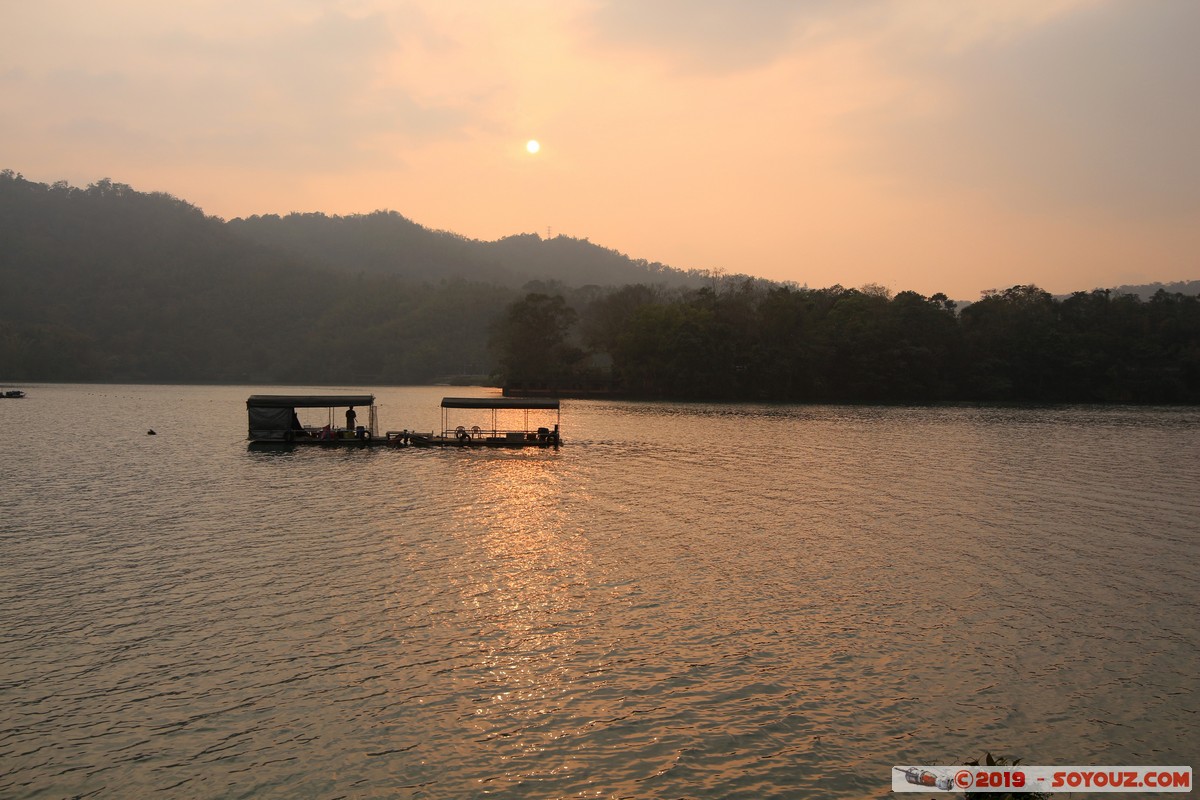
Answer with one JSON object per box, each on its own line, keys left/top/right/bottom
{"left": 345, "top": 405, "right": 357, "bottom": 433}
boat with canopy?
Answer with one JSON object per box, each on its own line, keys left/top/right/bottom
{"left": 408, "top": 396, "right": 562, "bottom": 448}
{"left": 246, "top": 394, "right": 561, "bottom": 449}
{"left": 246, "top": 394, "right": 387, "bottom": 445}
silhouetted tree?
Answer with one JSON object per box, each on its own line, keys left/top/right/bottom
{"left": 490, "top": 293, "right": 583, "bottom": 387}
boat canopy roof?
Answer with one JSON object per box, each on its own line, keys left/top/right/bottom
{"left": 441, "top": 396, "right": 559, "bottom": 410}
{"left": 247, "top": 394, "right": 375, "bottom": 409}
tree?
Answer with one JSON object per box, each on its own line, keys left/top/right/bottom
{"left": 490, "top": 293, "right": 582, "bottom": 386}
{"left": 960, "top": 285, "right": 1063, "bottom": 401}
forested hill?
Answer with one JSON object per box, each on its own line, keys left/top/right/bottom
{"left": 227, "top": 212, "right": 701, "bottom": 289}
{"left": 3, "top": 170, "right": 1198, "bottom": 401}
{"left": 1105, "top": 280, "right": 1200, "bottom": 301}
{"left": 0, "top": 172, "right": 500, "bottom": 383}
{"left": 0, "top": 171, "right": 700, "bottom": 384}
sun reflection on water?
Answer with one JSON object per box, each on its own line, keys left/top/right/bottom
{"left": 6, "top": 389, "right": 1199, "bottom": 799}
{"left": 435, "top": 454, "right": 611, "bottom": 767}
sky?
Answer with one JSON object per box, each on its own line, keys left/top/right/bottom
{"left": 3, "top": 0, "right": 1198, "bottom": 300}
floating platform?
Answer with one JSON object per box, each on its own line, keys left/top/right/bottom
{"left": 407, "top": 397, "right": 561, "bottom": 448}
{"left": 246, "top": 394, "right": 393, "bottom": 446}
{"left": 246, "top": 394, "right": 561, "bottom": 449}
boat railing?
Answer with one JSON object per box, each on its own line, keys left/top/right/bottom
{"left": 440, "top": 424, "right": 558, "bottom": 444}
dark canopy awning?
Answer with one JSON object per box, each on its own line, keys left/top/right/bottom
{"left": 441, "top": 396, "right": 559, "bottom": 410}
{"left": 247, "top": 394, "right": 375, "bottom": 408}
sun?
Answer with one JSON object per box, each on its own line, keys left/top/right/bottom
{"left": 526, "top": 139, "right": 540, "bottom": 154}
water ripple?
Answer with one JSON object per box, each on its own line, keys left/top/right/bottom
{"left": 1, "top": 387, "right": 1197, "bottom": 798}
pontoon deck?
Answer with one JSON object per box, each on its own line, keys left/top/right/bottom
{"left": 408, "top": 396, "right": 562, "bottom": 448}
{"left": 247, "top": 394, "right": 395, "bottom": 445}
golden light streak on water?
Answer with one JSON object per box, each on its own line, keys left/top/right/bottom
{"left": 0, "top": 385, "right": 1197, "bottom": 798}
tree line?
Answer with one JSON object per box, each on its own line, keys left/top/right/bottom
{"left": 492, "top": 282, "right": 1200, "bottom": 403}
{"left": 3, "top": 169, "right": 1198, "bottom": 402}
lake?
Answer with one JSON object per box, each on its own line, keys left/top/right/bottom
{"left": 1, "top": 385, "right": 1197, "bottom": 798}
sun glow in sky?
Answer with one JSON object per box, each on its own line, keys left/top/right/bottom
{"left": 3, "top": 0, "right": 1198, "bottom": 299}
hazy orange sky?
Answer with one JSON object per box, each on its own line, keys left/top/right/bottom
{"left": 4, "top": 0, "right": 1197, "bottom": 299}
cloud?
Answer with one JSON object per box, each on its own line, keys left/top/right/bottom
{"left": 580, "top": 0, "right": 1200, "bottom": 222}
{"left": 0, "top": 2, "right": 478, "bottom": 175}
{"left": 840, "top": 1, "right": 1200, "bottom": 220}
{"left": 583, "top": 0, "right": 871, "bottom": 73}
{"left": 2, "top": 0, "right": 1195, "bottom": 296}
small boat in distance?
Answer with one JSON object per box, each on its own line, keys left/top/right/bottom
{"left": 2, "top": 388, "right": 26, "bottom": 399}
{"left": 247, "top": 394, "right": 399, "bottom": 446}
{"left": 408, "top": 396, "right": 561, "bottom": 448}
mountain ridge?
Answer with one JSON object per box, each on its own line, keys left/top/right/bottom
{"left": 3, "top": 169, "right": 1198, "bottom": 394}
{"left": 226, "top": 209, "right": 707, "bottom": 290}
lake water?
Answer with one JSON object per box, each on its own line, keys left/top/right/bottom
{"left": 1, "top": 384, "right": 1197, "bottom": 799}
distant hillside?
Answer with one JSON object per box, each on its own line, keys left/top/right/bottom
{"left": 0, "top": 171, "right": 713, "bottom": 384}
{"left": 1109, "top": 280, "right": 1200, "bottom": 300}
{"left": 4, "top": 169, "right": 1197, "bottom": 397}
{"left": 227, "top": 211, "right": 704, "bottom": 289}
{"left": 0, "top": 172, "right": 506, "bottom": 383}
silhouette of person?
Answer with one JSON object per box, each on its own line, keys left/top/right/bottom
{"left": 346, "top": 406, "right": 357, "bottom": 432}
